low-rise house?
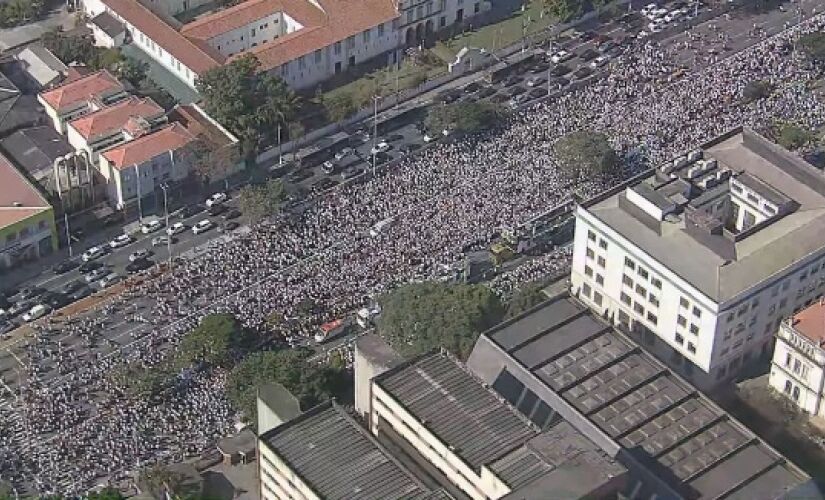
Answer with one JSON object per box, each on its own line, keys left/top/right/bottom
{"left": 37, "top": 70, "right": 128, "bottom": 133}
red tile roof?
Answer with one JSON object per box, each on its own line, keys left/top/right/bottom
{"left": 181, "top": 0, "right": 325, "bottom": 40}
{"left": 68, "top": 96, "right": 164, "bottom": 140}
{"left": 169, "top": 104, "right": 236, "bottom": 148}
{"left": 39, "top": 70, "right": 124, "bottom": 111}
{"left": 101, "top": 0, "right": 225, "bottom": 74}
{"left": 0, "top": 151, "right": 51, "bottom": 229}
{"left": 790, "top": 300, "right": 825, "bottom": 347}
{"left": 103, "top": 123, "right": 195, "bottom": 170}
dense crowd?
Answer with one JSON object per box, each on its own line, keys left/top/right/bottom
{"left": 2, "top": 10, "right": 825, "bottom": 495}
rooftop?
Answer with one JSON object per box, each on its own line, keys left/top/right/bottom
{"left": 16, "top": 43, "right": 68, "bottom": 88}
{"left": 789, "top": 300, "right": 825, "bottom": 347}
{"left": 468, "top": 295, "right": 816, "bottom": 500}
{"left": 0, "top": 151, "right": 51, "bottom": 229}
{"left": 68, "top": 96, "right": 164, "bottom": 140}
{"left": 259, "top": 401, "right": 441, "bottom": 500}
{"left": 102, "top": 122, "right": 194, "bottom": 170}
{"left": 38, "top": 70, "right": 125, "bottom": 111}
{"left": 91, "top": 11, "right": 127, "bottom": 38}
{"left": 0, "top": 70, "right": 43, "bottom": 135}
{"left": 0, "top": 126, "right": 73, "bottom": 179}
{"left": 582, "top": 127, "right": 825, "bottom": 303}
{"left": 180, "top": 0, "right": 323, "bottom": 40}
{"left": 167, "top": 103, "right": 237, "bottom": 148}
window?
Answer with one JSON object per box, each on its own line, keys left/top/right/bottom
{"left": 363, "top": 29, "right": 371, "bottom": 43}
{"left": 692, "top": 306, "right": 701, "bottom": 318}
{"left": 647, "top": 312, "right": 658, "bottom": 325}
{"left": 784, "top": 380, "right": 792, "bottom": 394}
{"left": 416, "top": 5, "right": 424, "bottom": 17}
{"left": 687, "top": 342, "right": 696, "bottom": 354}
{"left": 598, "top": 239, "right": 608, "bottom": 250}
{"left": 675, "top": 333, "right": 684, "bottom": 345}
{"left": 792, "top": 386, "right": 800, "bottom": 401}
{"left": 783, "top": 280, "right": 791, "bottom": 290}
{"left": 585, "top": 265, "right": 593, "bottom": 278}
{"left": 474, "top": 2, "right": 480, "bottom": 12}
{"left": 251, "top": 28, "right": 256, "bottom": 37}
{"left": 378, "top": 23, "right": 385, "bottom": 36}
{"left": 680, "top": 297, "right": 689, "bottom": 308}
{"left": 439, "top": 15, "right": 446, "bottom": 26}
{"left": 597, "top": 256, "right": 606, "bottom": 268}
{"left": 651, "top": 277, "right": 662, "bottom": 289}
{"left": 314, "top": 49, "right": 322, "bottom": 63}
{"left": 649, "top": 294, "right": 659, "bottom": 307}
{"left": 689, "top": 324, "right": 699, "bottom": 335}
{"left": 624, "top": 257, "right": 635, "bottom": 270}
{"left": 595, "top": 274, "right": 604, "bottom": 286}
{"left": 638, "top": 267, "right": 649, "bottom": 280}
{"left": 346, "top": 35, "right": 355, "bottom": 48}
{"left": 334, "top": 41, "right": 342, "bottom": 55}
{"left": 633, "top": 302, "right": 644, "bottom": 315}
{"left": 793, "top": 359, "right": 801, "bottom": 374}
{"left": 635, "top": 284, "right": 647, "bottom": 297}
{"left": 620, "top": 292, "right": 631, "bottom": 306}
{"left": 677, "top": 315, "right": 687, "bottom": 327}
{"left": 586, "top": 247, "right": 595, "bottom": 259}
{"left": 622, "top": 274, "right": 633, "bottom": 286}
{"left": 594, "top": 291, "right": 603, "bottom": 306}
{"left": 582, "top": 283, "right": 592, "bottom": 298}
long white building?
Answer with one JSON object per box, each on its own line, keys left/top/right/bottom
{"left": 571, "top": 128, "right": 825, "bottom": 389}
{"left": 81, "top": 0, "right": 488, "bottom": 91}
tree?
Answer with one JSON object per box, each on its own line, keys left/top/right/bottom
{"left": 776, "top": 123, "right": 815, "bottom": 150}
{"left": 93, "top": 48, "right": 124, "bottom": 70}
{"left": 115, "top": 57, "right": 148, "bottom": 86}
{"left": 139, "top": 465, "right": 184, "bottom": 499}
{"left": 197, "top": 54, "right": 298, "bottom": 154}
{"left": 505, "top": 281, "right": 548, "bottom": 319}
{"left": 742, "top": 80, "right": 772, "bottom": 103}
{"left": 42, "top": 30, "right": 98, "bottom": 66}
{"left": 226, "top": 349, "right": 348, "bottom": 419}
{"left": 799, "top": 32, "right": 825, "bottom": 62}
{"left": 182, "top": 138, "right": 238, "bottom": 188}
{"left": 325, "top": 92, "right": 357, "bottom": 122}
{"left": 554, "top": 130, "right": 617, "bottom": 176}
{"left": 425, "top": 101, "right": 508, "bottom": 136}
{"left": 238, "top": 179, "right": 286, "bottom": 223}
{"left": 87, "top": 487, "right": 126, "bottom": 500}
{"left": 175, "top": 313, "right": 248, "bottom": 368}
{"left": 543, "top": 0, "right": 583, "bottom": 21}
{"left": 377, "top": 282, "right": 505, "bottom": 360}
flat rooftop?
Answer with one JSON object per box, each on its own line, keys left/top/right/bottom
{"left": 583, "top": 128, "right": 825, "bottom": 303}
{"left": 788, "top": 300, "right": 825, "bottom": 347}
{"left": 259, "top": 401, "right": 442, "bottom": 500}
{"left": 469, "top": 295, "right": 815, "bottom": 500}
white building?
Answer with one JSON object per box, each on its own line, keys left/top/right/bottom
{"left": 770, "top": 300, "right": 825, "bottom": 418}
{"left": 37, "top": 70, "right": 128, "bottom": 133}
{"left": 571, "top": 128, "right": 825, "bottom": 389}
{"left": 82, "top": 0, "right": 488, "bottom": 91}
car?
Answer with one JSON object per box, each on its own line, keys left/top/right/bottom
{"left": 61, "top": 280, "right": 86, "bottom": 296}
{"left": 167, "top": 222, "right": 187, "bottom": 236}
{"left": 69, "top": 286, "right": 93, "bottom": 302}
{"left": 526, "top": 75, "right": 546, "bottom": 88}
{"left": 321, "top": 160, "right": 337, "bottom": 174}
{"left": 508, "top": 94, "right": 529, "bottom": 108}
{"left": 6, "top": 299, "right": 34, "bottom": 318}
{"left": 285, "top": 168, "right": 313, "bottom": 184}
{"left": 207, "top": 203, "right": 226, "bottom": 216}
{"left": 22, "top": 304, "right": 51, "bottom": 322}
{"left": 341, "top": 166, "right": 365, "bottom": 181}
{"left": 140, "top": 220, "right": 164, "bottom": 234}
{"left": 43, "top": 292, "right": 69, "bottom": 310}
{"left": 222, "top": 208, "right": 241, "bottom": 220}
{"left": 129, "top": 249, "right": 151, "bottom": 262}
{"left": 664, "top": 9, "right": 682, "bottom": 22}
{"left": 436, "top": 89, "right": 460, "bottom": 103}
{"left": 579, "top": 48, "right": 599, "bottom": 61}
{"left": 385, "top": 133, "right": 404, "bottom": 142}
{"left": 490, "top": 93, "right": 509, "bottom": 104}
{"left": 18, "top": 287, "right": 46, "bottom": 301}
{"left": 126, "top": 259, "right": 153, "bottom": 274}
{"left": 98, "top": 273, "right": 121, "bottom": 288}
{"left": 173, "top": 205, "right": 203, "bottom": 219}
{"left": 578, "top": 30, "right": 596, "bottom": 41}
{"left": 590, "top": 55, "right": 610, "bottom": 68}
{"left": 205, "top": 192, "right": 228, "bottom": 207}
{"left": 573, "top": 66, "right": 593, "bottom": 79}
{"left": 477, "top": 87, "right": 496, "bottom": 98}
{"left": 85, "top": 267, "right": 109, "bottom": 283}
{"left": 647, "top": 21, "right": 665, "bottom": 33}
{"left": 52, "top": 260, "right": 78, "bottom": 274}
{"left": 504, "top": 86, "right": 526, "bottom": 97}
{"left": 550, "top": 64, "right": 572, "bottom": 77}
{"left": 0, "top": 322, "right": 13, "bottom": 336}
{"left": 220, "top": 221, "right": 240, "bottom": 232}
{"left": 641, "top": 2, "right": 658, "bottom": 16}
{"left": 101, "top": 212, "right": 124, "bottom": 227}
{"left": 82, "top": 246, "right": 107, "bottom": 262}
{"left": 109, "top": 234, "right": 133, "bottom": 249}
{"left": 311, "top": 178, "right": 338, "bottom": 193}
{"left": 192, "top": 219, "right": 215, "bottom": 235}
{"left": 528, "top": 87, "right": 549, "bottom": 99}
{"left": 78, "top": 260, "right": 105, "bottom": 274}
{"left": 334, "top": 147, "right": 354, "bottom": 161}
{"left": 549, "top": 50, "right": 572, "bottom": 64}
{"left": 370, "top": 141, "right": 390, "bottom": 155}
{"left": 463, "top": 82, "right": 481, "bottom": 93}
{"left": 501, "top": 74, "right": 522, "bottom": 87}
{"left": 152, "top": 235, "right": 175, "bottom": 247}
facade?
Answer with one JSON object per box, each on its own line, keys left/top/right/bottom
{"left": 88, "top": 11, "right": 127, "bottom": 48}
{"left": 770, "top": 300, "right": 825, "bottom": 417}
{"left": 570, "top": 128, "right": 825, "bottom": 388}
{"left": 99, "top": 123, "right": 195, "bottom": 209}
{"left": 82, "top": 0, "right": 488, "bottom": 91}
{"left": 37, "top": 70, "right": 128, "bottom": 133}
{"left": 0, "top": 152, "right": 57, "bottom": 270}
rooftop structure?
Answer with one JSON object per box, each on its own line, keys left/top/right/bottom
{"left": 0, "top": 70, "right": 44, "bottom": 136}
{"left": 67, "top": 96, "right": 164, "bottom": 142}
{"left": 15, "top": 44, "right": 69, "bottom": 89}
{"left": 0, "top": 126, "right": 73, "bottom": 181}
{"left": 38, "top": 70, "right": 125, "bottom": 112}
{"left": 101, "top": 122, "right": 194, "bottom": 171}
{"left": 467, "top": 294, "right": 819, "bottom": 500}
{"left": 0, "top": 151, "right": 52, "bottom": 228}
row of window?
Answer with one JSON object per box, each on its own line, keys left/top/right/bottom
{"left": 4, "top": 220, "right": 48, "bottom": 247}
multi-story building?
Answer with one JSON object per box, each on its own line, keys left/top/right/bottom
{"left": 570, "top": 127, "right": 825, "bottom": 388}
{"left": 81, "top": 0, "right": 488, "bottom": 91}
{"left": 37, "top": 70, "right": 128, "bottom": 133}
{"left": 770, "top": 300, "right": 825, "bottom": 418}
{"left": 0, "top": 152, "right": 58, "bottom": 270}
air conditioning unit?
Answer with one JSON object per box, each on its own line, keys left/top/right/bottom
{"left": 687, "top": 149, "right": 703, "bottom": 162}
{"left": 716, "top": 169, "right": 731, "bottom": 181}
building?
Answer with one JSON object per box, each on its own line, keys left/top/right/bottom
{"left": 81, "top": 0, "right": 488, "bottom": 91}
{"left": 0, "top": 69, "right": 45, "bottom": 137}
{"left": 770, "top": 299, "right": 825, "bottom": 418}
{"left": 257, "top": 400, "right": 448, "bottom": 500}
{"left": 37, "top": 70, "right": 128, "bottom": 134}
{"left": 570, "top": 127, "right": 825, "bottom": 388}
{"left": 369, "top": 350, "right": 627, "bottom": 500}
{"left": 88, "top": 11, "right": 128, "bottom": 48}
{"left": 99, "top": 122, "right": 195, "bottom": 209}
{"left": 466, "top": 293, "right": 820, "bottom": 499}
{"left": 15, "top": 44, "right": 70, "bottom": 89}
{"left": 0, "top": 151, "right": 57, "bottom": 270}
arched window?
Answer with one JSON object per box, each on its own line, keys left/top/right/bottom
{"left": 784, "top": 380, "right": 792, "bottom": 394}
{"left": 792, "top": 386, "right": 800, "bottom": 402}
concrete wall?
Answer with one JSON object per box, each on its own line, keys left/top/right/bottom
{"left": 206, "top": 11, "right": 291, "bottom": 56}
{"left": 770, "top": 322, "right": 825, "bottom": 417}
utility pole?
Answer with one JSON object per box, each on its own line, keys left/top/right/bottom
{"left": 372, "top": 95, "right": 380, "bottom": 177}
{"left": 134, "top": 164, "right": 143, "bottom": 223}
{"left": 277, "top": 123, "right": 283, "bottom": 167}
{"left": 161, "top": 183, "right": 172, "bottom": 269}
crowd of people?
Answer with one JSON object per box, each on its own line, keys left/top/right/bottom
{"left": 2, "top": 9, "right": 825, "bottom": 496}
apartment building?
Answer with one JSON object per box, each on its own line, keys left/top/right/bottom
{"left": 37, "top": 70, "right": 128, "bottom": 133}
{"left": 770, "top": 300, "right": 825, "bottom": 418}
{"left": 570, "top": 127, "right": 825, "bottom": 388}
{"left": 81, "top": 0, "right": 487, "bottom": 91}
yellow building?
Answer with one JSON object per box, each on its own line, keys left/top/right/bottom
{"left": 0, "top": 152, "right": 58, "bottom": 270}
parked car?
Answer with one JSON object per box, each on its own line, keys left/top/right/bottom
{"left": 370, "top": 141, "right": 390, "bottom": 155}
{"left": 85, "top": 267, "right": 109, "bottom": 283}
{"left": 207, "top": 203, "right": 226, "bottom": 216}
{"left": 22, "top": 304, "right": 51, "bottom": 322}
{"left": 549, "top": 50, "right": 573, "bottom": 63}
{"left": 173, "top": 205, "right": 202, "bottom": 219}
{"left": 223, "top": 209, "right": 241, "bottom": 220}
{"left": 579, "top": 48, "right": 599, "bottom": 61}
{"left": 321, "top": 160, "right": 337, "bottom": 174}
{"left": 78, "top": 260, "right": 105, "bottom": 274}
{"left": 334, "top": 147, "right": 354, "bottom": 161}
{"left": 477, "top": 86, "right": 497, "bottom": 98}
{"left": 129, "top": 249, "right": 151, "bottom": 262}
{"left": 205, "top": 192, "right": 228, "bottom": 207}
{"left": 526, "top": 75, "right": 546, "bottom": 88}
{"left": 140, "top": 220, "right": 165, "bottom": 234}
{"left": 341, "top": 166, "right": 364, "bottom": 181}
{"left": 18, "top": 287, "right": 46, "bottom": 301}
{"left": 43, "top": 292, "right": 69, "bottom": 310}
{"left": 285, "top": 168, "right": 313, "bottom": 184}
{"left": 109, "top": 234, "right": 133, "bottom": 249}
{"left": 126, "top": 259, "right": 153, "bottom": 274}
{"left": 69, "top": 286, "right": 93, "bottom": 302}
{"left": 61, "top": 280, "right": 86, "bottom": 295}
{"left": 167, "top": 222, "right": 187, "bottom": 236}
{"left": 219, "top": 221, "right": 240, "bottom": 232}
{"left": 192, "top": 219, "right": 215, "bottom": 235}
{"left": 590, "top": 55, "right": 610, "bottom": 68}
{"left": 82, "top": 246, "right": 107, "bottom": 262}
{"left": 152, "top": 235, "right": 175, "bottom": 247}
{"left": 98, "top": 273, "right": 121, "bottom": 288}
{"left": 52, "top": 260, "right": 78, "bottom": 275}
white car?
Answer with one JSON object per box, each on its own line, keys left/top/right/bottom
{"left": 549, "top": 50, "right": 572, "bottom": 64}
{"left": 192, "top": 219, "right": 215, "bottom": 235}
{"left": 98, "top": 273, "right": 121, "bottom": 289}
{"left": 166, "top": 222, "right": 186, "bottom": 236}
{"left": 370, "top": 141, "right": 390, "bottom": 155}
{"left": 590, "top": 55, "right": 609, "bottom": 68}
{"left": 129, "top": 249, "right": 150, "bottom": 262}
{"left": 205, "top": 192, "right": 227, "bottom": 207}
{"left": 140, "top": 220, "right": 164, "bottom": 234}
{"left": 648, "top": 21, "right": 665, "bottom": 33}
{"left": 22, "top": 304, "right": 51, "bottom": 322}
{"left": 334, "top": 147, "right": 353, "bottom": 161}
{"left": 82, "top": 246, "right": 106, "bottom": 262}
{"left": 321, "top": 160, "right": 336, "bottom": 174}
{"left": 664, "top": 9, "right": 682, "bottom": 22}
{"left": 109, "top": 234, "right": 133, "bottom": 249}
{"left": 152, "top": 235, "right": 172, "bottom": 247}
{"left": 640, "top": 2, "right": 658, "bottom": 16}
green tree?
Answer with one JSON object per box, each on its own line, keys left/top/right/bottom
{"left": 776, "top": 123, "right": 816, "bottom": 150}
{"left": 325, "top": 92, "right": 357, "bottom": 122}
{"left": 42, "top": 30, "right": 98, "bottom": 66}
{"left": 425, "top": 101, "right": 508, "bottom": 136}
{"left": 378, "top": 282, "right": 505, "bottom": 359}
{"left": 87, "top": 487, "right": 126, "bottom": 500}
{"left": 182, "top": 137, "right": 238, "bottom": 189}
{"left": 238, "top": 179, "right": 286, "bottom": 223}
{"left": 799, "top": 32, "right": 825, "bottom": 62}
{"left": 115, "top": 57, "right": 148, "bottom": 86}
{"left": 175, "top": 313, "right": 249, "bottom": 368}
{"left": 226, "top": 349, "right": 348, "bottom": 419}
{"left": 554, "top": 130, "right": 617, "bottom": 176}
{"left": 139, "top": 465, "right": 183, "bottom": 499}
{"left": 197, "top": 54, "right": 298, "bottom": 154}
{"left": 505, "top": 281, "right": 548, "bottom": 319}
{"left": 742, "top": 80, "right": 772, "bottom": 103}
{"left": 93, "top": 48, "right": 124, "bottom": 70}
{"left": 544, "top": 0, "right": 583, "bottom": 21}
